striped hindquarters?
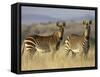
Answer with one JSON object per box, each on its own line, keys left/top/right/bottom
{"left": 65, "top": 36, "right": 89, "bottom": 57}
{"left": 65, "top": 36, "right": 72, "bottom": 56}
{"left": 21, "top": 36, "right": 39, "bottom": 55}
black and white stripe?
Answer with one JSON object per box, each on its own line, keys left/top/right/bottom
{"left": 65, "top": 20, "right": 91, "bottom": 59}
{"left": 21, "top": 22, "right": 65, "bottom": 57}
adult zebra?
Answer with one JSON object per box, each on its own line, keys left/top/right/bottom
{"left": 65, "top": 20, "right": 92, "bottom": 59}
{"left": 21, "top": 22, "right": 65, "bottom": 58}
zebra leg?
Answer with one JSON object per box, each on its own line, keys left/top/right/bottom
{"left": 56, "top": 41, "right": 60, "bottom": 51}
{"left": 83, "top": 48, "right": 89, "bottom": 60}
{"left": 29, "top": 48, "right": 37, "bottom": 60}
{"left": 83, "top": 51, "right": 88, "bottom": 60}
{"left": 51, "top": 41, "right": 61, "bottom": 60}
{"left": 65, "top": 49, "right": 70, "bottom": 56}
{"left": 23, "top": 48, "right": 37, "bottom": 69}
{"left": 71, "top": 51, "right": 76, "bottom": 58}
{"left": 48, "top": 44, "right": 55, "bottom": 60}
{"left": 83, "top": 40, "right": 90, "bottom": 60}
{"left": 51, "top": 47, "right": 58, "bottom": 60}
{"left": 85, "top": 46, "right": 90, "bottom": 60}
{"left": 65, "top": 48, "right": 73, "bottom": 57}
{"left": 52, "top": 50, "right": 58, "bottom": 60}
{"left": 22, "top": 49, "right": 31, "bottom": 69}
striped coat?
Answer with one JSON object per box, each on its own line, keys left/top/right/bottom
{"left": 21, "top": 22, "right": 65, "bottom": 57}
{"left": 65, "top": 20, "right": 91, "bottom": 59}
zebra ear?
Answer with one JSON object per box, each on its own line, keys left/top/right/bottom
{"left": 56, "top": 21, "right": 65, "bottom": 28}
{"left": 89, "top": 20, "right": 92, "bottom": 24}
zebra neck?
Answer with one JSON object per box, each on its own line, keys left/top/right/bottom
{"left": 60, "top": 28, "right": 64, "bottom": 40}
{"left": 83, "top": 26, "right": 90, "bottom": 40}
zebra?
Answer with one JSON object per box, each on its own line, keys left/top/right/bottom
{"left": 21, "top": 22, "right": 65, "bottom": 58}
{"left": 65, "top": 20, "right": 92, "bottom": 59}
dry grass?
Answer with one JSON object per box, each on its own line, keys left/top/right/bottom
{"left": 21, "top": 45, "right": 95, "bottom": 71}
{"left": 21, "top": 21, "right": 95, "bottom": 71}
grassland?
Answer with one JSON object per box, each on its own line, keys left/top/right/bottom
{"left": 21, "top": 21, "right": 95, "bottom": 71}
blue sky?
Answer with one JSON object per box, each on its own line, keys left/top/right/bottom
{"left": 21, "top": 6, "right": 95, "bottom": 25}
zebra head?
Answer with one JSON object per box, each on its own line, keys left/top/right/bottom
{"left": 56, "top": 21, "right": 66, "bottom": 29}
{"left": 56, "top": 21, "right": 66, "bottom": 40}
{"left": 83, "top": 20, "right": 92, "bottom": 40}
{"left": 83, "top": 20, "right": 92, "bottom": 28}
